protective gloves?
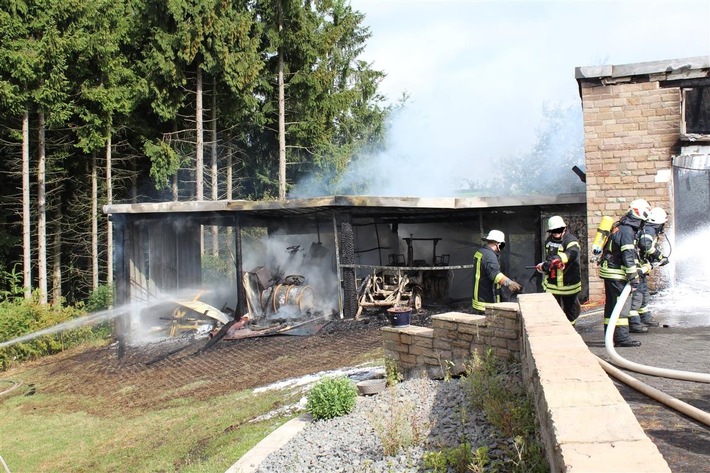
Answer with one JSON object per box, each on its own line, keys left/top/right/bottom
{"left": 506, "top": 280, "right": 522, "bottom": 293}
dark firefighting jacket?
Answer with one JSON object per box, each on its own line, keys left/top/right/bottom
{"left": 638, "top": 223, "right": 664, "bottom": 263}
{"left": 599, "top": 215, "right": 642, "bottom": 282}
{"left": 542, "top": 230, "right": 581, "bottom": 295}
{"left": 472, "top": 244, "right": 505, "bottom": 311}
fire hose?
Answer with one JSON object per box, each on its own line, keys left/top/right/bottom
{"left": 0, "top": 453, "right": 10, "bottom": 473}
{"left": 599, "top": 283, "right": 710, "bottom": 427}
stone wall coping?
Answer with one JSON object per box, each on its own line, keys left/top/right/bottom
{"left": 489, "top": 302, "right": 519, "bottom": 313}
{"left": 431, "top": 312, "right": 486, "bottom": 324}
{"left": 516, "top": 294, "right": 671, "bottom": 472}
{"left": 381, "top": 325, "right": 433, "bottom": 336}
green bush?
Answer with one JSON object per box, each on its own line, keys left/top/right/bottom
{"left": 0, "top": 265, "right": 25, "bottom": 302}
{"left": 0, "top": 294, "right": 109, "bottom": 371}
{"left": 384, "top": 356, "right": 403, "bottom": 386}
{"left": 85, "top": 284, "right": 114, "bottom": 312}
{"left": 464, "top": 349, "right": 531, "bottom": 438}
{"left": 423, "top": 443, "right": 475, "bottom": 473}
{"left": 306, "top": 376, "right": 358, "bottom": 421}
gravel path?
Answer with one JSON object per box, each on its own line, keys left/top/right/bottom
{"left": 255, "top": 377, "right": 512, "bottom": 473}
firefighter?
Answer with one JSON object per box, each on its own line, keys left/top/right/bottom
{"left": 472, "top": 230, "right": 522, "bottom": 314}
{"left": 535, "top": 216, "right": 582, "bottom": 324}
{"left": 599, "top": 199, "right": 651, "bottom": 347}
{"left": 635, "top": 207, "right": 670, "bottom": 327}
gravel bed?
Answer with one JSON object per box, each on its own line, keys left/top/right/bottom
{"left": 255, "top": 377, "right": 512, "bottom": 472}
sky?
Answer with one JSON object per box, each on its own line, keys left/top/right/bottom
{"left": 293, "top": 0, "right": 710, "bottom": 197}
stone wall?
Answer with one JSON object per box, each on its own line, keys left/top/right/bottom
{"left": 382, "top": 295, "right": 670, "bottom": 472}
{"left": 381, "top": 303, "right": 519, "bottom": 379}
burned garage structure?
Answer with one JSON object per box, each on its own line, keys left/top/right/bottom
{"left": 104, "top": 194, "right": 585, "bottom": 347}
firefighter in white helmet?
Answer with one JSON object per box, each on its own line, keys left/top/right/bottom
{"left": 535, "top": 216, "right": 582, "bottom": 324}
{"left": 634, "top": 207, "right": 669, "bottom": 328}
{"left": 472, "top": 230, "right": 522, "bottom": 314}
{"left": 598, "top": 199, "right": 652, "bottom": 347}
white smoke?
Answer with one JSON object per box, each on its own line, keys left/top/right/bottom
{"left": 291, "top": 101, "right": 585, "bottom": 198}
{"left": 242, "top": 229, "right": 339, "bottom": 318}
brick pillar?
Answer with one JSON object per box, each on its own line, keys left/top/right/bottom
{"left": 581, "top": 81, "right": 679, "bottom": 302}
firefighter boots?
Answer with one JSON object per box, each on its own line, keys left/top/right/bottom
{"left": 613, "top": 326, "right": 641, "bottom": 347}
{"left": 615, "top": 339, "right": 642, "bottom": 347}
{"left": 629, "top": 324, "right": 649, "bottom": 333}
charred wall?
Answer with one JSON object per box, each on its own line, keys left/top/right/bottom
{"left": 111, "top": 202, "right": 586, "bottom": 321}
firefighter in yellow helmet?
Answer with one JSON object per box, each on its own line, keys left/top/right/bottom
{"left": 535, "top": 216, "right": 582, "bottom": 324}
{"left": 472, "top": 230, "right": 522, "bottom": 314}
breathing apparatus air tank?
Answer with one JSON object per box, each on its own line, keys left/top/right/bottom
{"left": 591, "top": 215, "right": 615, "bottom": 263}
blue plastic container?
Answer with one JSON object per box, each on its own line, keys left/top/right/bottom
{"left": 386, "top": 307, "right": 411, "bottom": 327}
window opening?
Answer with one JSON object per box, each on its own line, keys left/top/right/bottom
{"left": 682, "top": 87, "right": 710, "bottom": 139}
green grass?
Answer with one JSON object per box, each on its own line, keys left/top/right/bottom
{"left": 0, "top": 343, "right": 548, "bottom": 472}
{"left": 0, "top": 343, "right": 386, "bottom": 473}
{"left": 0, "top": 365, "right": 308, "bottom": 473}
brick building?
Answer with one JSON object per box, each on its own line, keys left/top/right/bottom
{"left": 576, "top": 56, "right": 710, "bottom": 302}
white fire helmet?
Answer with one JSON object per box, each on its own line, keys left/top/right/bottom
{"left": 547, "top": 216, "right": 566, "bottom": 232}
{"left": 483, "top": 230, "right": 505, "bottom": 244}
{"left": 628, "top": 199, "right": 651, "bottom": 221}
{"left": 647, "top": 207, "right": 667, "bottom": 225}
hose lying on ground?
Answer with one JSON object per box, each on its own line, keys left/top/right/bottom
{"left": 0, "top": 453, "right": 11, "bottom": 473}
{"left": 604, "top": 284, "right": 710, "bottom": 383}
{"left": 599, "top": 282, "right": 710, "bottom": 427}
{"left": 0, "top": 380, "right": 22, "bottom": 397}
{"left": 596, "top": 356, "right": 710, "bottom": 427}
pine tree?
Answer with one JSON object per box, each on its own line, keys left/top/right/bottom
{"left": 248, "top": 0, "right": 388, "bottom": 199}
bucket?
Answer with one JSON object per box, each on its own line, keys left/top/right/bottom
{"left": 386, "top": 307, "right": 411, "bottom": 327}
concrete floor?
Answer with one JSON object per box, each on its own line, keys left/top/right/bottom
{"left": 575, "top": 295, "right": 710, "bottom": 473}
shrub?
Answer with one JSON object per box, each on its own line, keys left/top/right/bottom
{"left": 423, "top": 442, "right": 475, "bottom": 473}
{"left": 0, "top": 294, "right": 109, "bottom": 371}
{"left": 384, "top": 356, "right": 403, "bottom": 386}
{"left": 463, "top": 349, "right": 530, "bottom": 438}
{"left": 0, "top": 265, "right": 25, "bottom": 302}
{"left": 85, "top": 284, "right": 114, "bottom": 312}
{"left": 306, "top": 376, "right": 358, "bottom": 421}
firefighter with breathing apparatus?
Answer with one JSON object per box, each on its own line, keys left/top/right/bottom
{"left": 591, "top": 215, "right": 615, "bottom": 263}
{"left": 598, "top": 198, "right": 652, "bottom": 347}
{"left": 535, "top": 216, "right": 582, "bottom": 324}
{"left": 472, "top": 230, "right": 522, "bottom": 314}
{"left": 634, "top": 207, "right": 670, "bottom": 328}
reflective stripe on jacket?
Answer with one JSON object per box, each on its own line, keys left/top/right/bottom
{"left": 599, "top": 215, "right": 641, "bottom": 281}
{"left": 542, "top": 230, "right": 582, "bottom": 295}
{"left": 472, "top": 245, "right": 503, "bottom": 311}
{"left": 638, "top": 223, "right": 663, "bottom": 263}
